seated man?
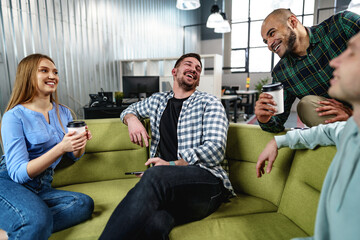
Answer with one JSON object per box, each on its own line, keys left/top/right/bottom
{"left": 99, "top": 53, "right": 234, "bottom": 240}
{"left": 256, "top": 32, "right": 360, "bottom": 239}
{"left": 256, "top": 9, "right": 360, "bottom": 132}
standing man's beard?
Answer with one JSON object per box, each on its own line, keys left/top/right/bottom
{"left": 282, "top": 28, "right": 297, "bottom": 58}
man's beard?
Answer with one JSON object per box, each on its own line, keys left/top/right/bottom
{"left": 282, "top": 28, "right": 297, "bottom": 58}
{"left": 177, "top": 76, "right": 199, "bottom": 91}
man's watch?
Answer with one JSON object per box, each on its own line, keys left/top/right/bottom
{"left": 169, "top": 161, "right": 176, "bottom": 166}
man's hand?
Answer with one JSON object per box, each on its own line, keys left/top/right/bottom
{"left": 256, "top": 138, "right": 278, "bottom": 178}
{"left": 316, "top": 99, "right": 352, "bottom": 124}
{"left": 145, "top": 157, "right": 168, "bottom": 166}
{"left": 145, "top": 158, "right": 189, "bottom": 166}
{"left": 124, "top": 114, "right": 150, "bottom": 147}
{"left": 255, "top": 93, "right": 277, "bottom": 123}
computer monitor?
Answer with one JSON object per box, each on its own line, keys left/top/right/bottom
{"left": 122, "top": 76, "right": 160, "bottom": 99}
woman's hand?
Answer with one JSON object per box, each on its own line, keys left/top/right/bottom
{"left": 60, "top": 131, "right": 88, "bottom": 153}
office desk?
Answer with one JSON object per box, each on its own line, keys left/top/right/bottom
{"left": 236, "top": 90, "right": 258, "bottom": 115}
{"left": 221, "top": 95, "right": 238, "bottom": 122}
{"left": 83, "top": 106, "right": 127, "bottom": 119}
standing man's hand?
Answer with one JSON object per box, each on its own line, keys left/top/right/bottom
{"left": 124, "top": 114, "right": 150, "bottom": 147}
{"left": 316, "top": 99, "right": 352, "bottom": 123}
{"left": 255, "top": 93, "right": 278, "bottom": 123}
{"left": 256, "top": 138, "right": 278, "bottom": 178}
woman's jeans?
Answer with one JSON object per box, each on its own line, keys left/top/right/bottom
{"left": 0, "top": 162, "right": 94, "bottom": 240}
{"left": 99, "top": 165, "right": 228, "bottom": 240}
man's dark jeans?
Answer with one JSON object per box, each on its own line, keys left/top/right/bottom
{"left": 99, "top": 165, "right": 228, "bottom": 240}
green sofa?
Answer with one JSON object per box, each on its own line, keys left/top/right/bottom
{"left": 50, "top": 118, "right": 336, "bottom": 240}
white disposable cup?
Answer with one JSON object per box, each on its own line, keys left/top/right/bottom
{"left": 67, "top": 121, "right": 86, "bottom": 135}
{"left": 262, "top": 83, "right": 284, "bottom": 115}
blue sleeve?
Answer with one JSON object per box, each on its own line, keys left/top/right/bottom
{"left": 1, "top": 111, "right": 32, "bottom": 183}
{"left": 275, "top": 121, "right": 346, "bottom": 149}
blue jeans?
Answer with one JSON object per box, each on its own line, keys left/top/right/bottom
{"left": 0, "top": 161, "right": 94, "bottom": 240}
{"left": 99, "top": 165, "right": 228, "bottom": 240}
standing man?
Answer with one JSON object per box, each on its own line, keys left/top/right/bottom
{"left": 99, "top": 53, "right": 233, "bottom": 240}
{"left": 256, "top": 8, "right": 360, "bottom": 133}
{"left": 256, "top": 32, "right": 360, "bottom": 239}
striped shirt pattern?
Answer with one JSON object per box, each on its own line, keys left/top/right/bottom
{"left": 120, "top": 90, "right": 234, "bottom": 194}
{"left": 260, "top": 11, "right": 360, "bottom": 133}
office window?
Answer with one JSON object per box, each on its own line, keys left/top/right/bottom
{"left": 231, "top": 0, "right": 314, "bottom": 73}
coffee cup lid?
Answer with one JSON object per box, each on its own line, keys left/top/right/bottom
{"left": 67, "top": 121, "right": 86, "bottom": 128}
{"left": 262, "top": 82, "right": 283, "bottom": 92}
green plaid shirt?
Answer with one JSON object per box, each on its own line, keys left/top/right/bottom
{"left": 260, "top": 11, "right": 360, "bottom": 133}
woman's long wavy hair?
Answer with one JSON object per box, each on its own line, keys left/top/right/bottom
{"left": 4, "top": 53, "right": 71, "bottom": 133}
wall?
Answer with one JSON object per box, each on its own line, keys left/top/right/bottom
{"left": 201, "top": 38, "right": 222, "bottom": 55}
{"left": 315, "top": 0, "right": 336, "bottom": 23}
{"left": 0, "top": 0, "right": 200, "bottom": 118}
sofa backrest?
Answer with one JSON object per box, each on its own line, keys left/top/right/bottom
{"left": 52, "top": 118, "right": 149, "bottom": 188}
{"left": 278, "top": 146, "right": 336, "bottom": 236}
{"left": 226, "top": 124, "right": 295, "bottom": 206}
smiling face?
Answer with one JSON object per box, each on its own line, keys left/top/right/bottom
{"left": 172, "top": 57, "right": 202, "bottom": 92}
{"left": 261, "top": 16, "right": 297, "bottom": 58}
{"left": 328, "top": 33, "right": 360, "bottom": 105}
{"left": 36, "top": 58, "right": 59, "bottom": 97}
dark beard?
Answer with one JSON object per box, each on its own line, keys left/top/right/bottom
{"left": 282, "top": 28, "right": 296, "bottom": 58}
{"left": 178, "top": 79, "right": 197, "bottom": 91}
{"left": 177, "top": 75, "right": 199, "bottom": 91}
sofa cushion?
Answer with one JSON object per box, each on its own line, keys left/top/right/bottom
{"left": 83, "top": 118, "right": 149, "bottom": 153}
{"left": 50, "top": 177, "right": 140, "bottom": 240}
{"left": 205, "top": 193, "right": 278, "bottom": 220}
{"left": 170, "top": 212, "right": 308, "bottom": 240}
{"left": 278, "top": 146, "right": 336, "bottom": 236}
{"left": 227, "top": 124, "right": 295, "bottom": 206}
{"left": 52, "top": 118, "right": 149, "bottom": 187}
{"left": 52, "top": 149, "right": 148, "bottom": 187}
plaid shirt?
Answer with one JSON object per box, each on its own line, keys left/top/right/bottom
{"left": 260, "top": 11, "right": 360, "bottom": 133}
{"left": 120, "top": 90, "right": 234, "bottom": 194}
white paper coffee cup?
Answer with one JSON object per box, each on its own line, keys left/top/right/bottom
{"left": 67, "top": 121, "right": 86, "bottom": 135}
{"left": 262, "top": 83, "right": 284, "bottom": 115}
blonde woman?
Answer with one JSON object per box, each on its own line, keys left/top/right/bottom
{"left": 0, "top": 54, "right": 94, "bottom": 239}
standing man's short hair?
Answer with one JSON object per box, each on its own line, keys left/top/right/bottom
{"left": 174, "top": 53, "right": 202, "bottom": 68}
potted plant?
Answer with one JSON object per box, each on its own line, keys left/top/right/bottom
{"left": 114, "top": 91, "right": 124, "bottom": 106}
{"left": 254, "top": 77, "right": 270, "bottom": 99}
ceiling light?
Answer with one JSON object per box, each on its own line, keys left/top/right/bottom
{"left": 214, "top": 12, "right": 231, "bottom": 33}
{"left": 206, "top": 4, "right": 223, "bottom": 28}
{"left": 176, "top": 0, "right": 201, "bottom": 10}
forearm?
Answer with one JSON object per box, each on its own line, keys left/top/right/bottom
{"left": 26, "top": 143, "right": 66, "bottom": 178}
{"left": 123, "top": 113, "right": 138, "bottom": 126}
{"left": 173, "top": 158, "right": 188, "bottom": 166}
{"left": 120, "top": 97, "right": 152, "bottom": 122}
{"left": 259, "top": 115, "right": 287, "bottom": 133}
{"left": 73, "top": 146, "right": 85, "bottom": 158}
{"left": 179, "top": 141, "right": 226, "bottom": 167}
{"left": 275, "top": 121, "right": 345, "bottom": 149}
